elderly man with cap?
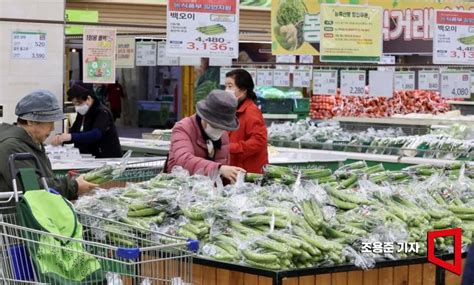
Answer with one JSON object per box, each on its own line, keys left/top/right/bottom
{"left": 166, "top": 90, "right": 246, "bottom": 183}
{"left": 0, "top": 90, "right": 98, "bottom": 202}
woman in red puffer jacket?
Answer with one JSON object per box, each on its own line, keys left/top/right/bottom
{"left": 224, "top": 69, "right": 268, "bottom": 174}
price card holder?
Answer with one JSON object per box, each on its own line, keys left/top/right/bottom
{"left": 418, "top": 71, "right": 440, "bottom": 91}
{"left": 273, "top": 69, "right": 291, "bottom": 87}
{"left": 313, "top": 70, "right": 338, "bottom": 95}
{"left": 11, "top": 31, "right": 47, "bottom": 60}
{"left": 136, "top": 41, "right": 157, "bottom": 66}
{"left": 394, "top": 71, "right": 416, "bottom": 90}
{"left": 369, "top": 71, "right": 394, "bottom": 97}
{"left": 157, "top": 41, "right": 179, "bottom": 66}
{"left": 341, "top": 70, "right": 366, "bottom": 96}
{"left": 441, "top": 71, "right": 471, "bottom": 98}
{"left": 293, "top": 68, "right": 312, "bottom": 88}
{"left": 256, "top": 69, "right": 274, "bottom": 87}
{"left": 220, "top": 67, "right": 233, "bottom": 86}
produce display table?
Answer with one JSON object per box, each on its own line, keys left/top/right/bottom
{"left": 119, "top": 138, "right": 348, "bottom": 166}
{"left": 192, "top": 254, "right": 465, "bottom": 285}
{"left": 51, "top": 156, "right": 166, "bottom": 171}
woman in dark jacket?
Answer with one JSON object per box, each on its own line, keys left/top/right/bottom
{"left": 52, "top": 84, "right": 122, "bottom": 158}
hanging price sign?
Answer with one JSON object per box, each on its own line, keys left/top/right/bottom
{"left": 418, "top": 71, "right": 440, "bottom": 91}
{"left": 441, "top": 71, "right": 471, "bottom": 98}
{"left": 293, "top": 69, "right": 312, "bottom": 88}
{"left": 369, "top": 70, "right": 394, "bottom": 97}
{"left": 313, "top": 70, "right": 338, "bottom": 95}
{"left": 11, "top": 31, "right": 47, "bottom": 60}
{"left": 256, "top": 69, "right": 274, "bottom": 87}
{"left": 166, "top": 0, "right": 239, "bottom": 58}
{"left": 434, "top": 10, "right": 474, "bottom": 65}
{"left": 341, "top": 71, "right": 366, "bottom": 96}
{"left": 220, "top": 67, "right": 233, "bottom": 85}
{"left": 273, "top": 69, "right": 291, "bottom": 87}
{"left": 394, "top": 71, "right": 416, "bottom": 90}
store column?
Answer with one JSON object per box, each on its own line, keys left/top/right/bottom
{"left": 0, "top": 0, "right": 65, "bottom": 134}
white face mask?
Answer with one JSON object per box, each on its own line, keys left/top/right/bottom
{"left": 225, "top": 89, "right": 236, "bottom": 97}
{"left": 204, "top": 124, "right": 225, "bottom": 141}
{"left": 75, "top": 103, "right": 89, "bottom": 115}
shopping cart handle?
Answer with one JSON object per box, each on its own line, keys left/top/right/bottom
{"left": 48, "top": 188, "right": 60, "bottom": 195}
{"left": 187, "top": 239, "right": 199, "bottom": 253}
{"left": 116, "top": 247, "right": 140, "bottom": 260}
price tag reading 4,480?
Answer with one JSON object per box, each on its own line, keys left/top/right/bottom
{"left": 441, "top": 71, "right": 471, "bottom": 98}
{"left": 341, "top": 71, "right": 366, "bottom": 96}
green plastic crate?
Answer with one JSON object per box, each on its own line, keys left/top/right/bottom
{"left": 258, "top": 98, "right": 293, "bottom": 114}
{"left": 292, "top": 98, "right": 310, "bottom": 113}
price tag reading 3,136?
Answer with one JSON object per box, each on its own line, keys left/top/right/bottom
{"left": 441, "top": 72, "right": 471, "bottom": 98}
{"left": 341, "top": 71, "right": 366, "bottom": 96}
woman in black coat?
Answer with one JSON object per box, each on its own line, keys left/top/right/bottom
{"left": 52, "top": 84, "right": 122, "bottom": 158}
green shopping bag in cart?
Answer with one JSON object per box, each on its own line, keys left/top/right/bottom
{"left": 16, "top": 189, "right": 105, "bottom": 284}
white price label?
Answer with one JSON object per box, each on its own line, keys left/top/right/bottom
{"left": 369, "top": 70, "right": 394, "bottom": 97}
{"left": 441, "top": 72, "right": 471, "bottom": 98}
{"left": 245, "top": 69, "right": 257, "bottom": 85}
{"left": 293, "top": 69, "right": 312, "bottom": 88}
{"left": 256, "top": 69, "right": 274, "bottom": 87}
{"left": 313, "top": 70, "right": 338, "bottom": 95}
{"left": 273, "top": 70, "right": 291, "bottom": 87}
{"left": 276, "top": 55, "right": 297, "bottom": 63}
{"left": 434, "top": 10, "right": 474, "bottom": 65}
{"left": 166, "top": 1, "right": 239, "bottom": 58}
{"left": 136, "top": 41, "right": 157, "bottom": 66}
{"left": 394, "top": 71, "right": 416, "bottom": 90}
{"left": 157, "top": 41, "right": 179, "bottom": 66}
{"left": 11, "top": 31, "right": 47, "bottom": 60}
{"left": 220, "top": 67, "right": 233, "bottom": 86}
{"left": 341, "top": 71, "right": 366, "bottom": 96}
{"left": 418, "top": 71, "right": 440, "bottom": 91}
{"left": 299, "top": 55, "right": 314, "bottom": 64}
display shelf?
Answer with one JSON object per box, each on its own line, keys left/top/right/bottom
{"left": 263, "top": 114, "right": 298, "bottom": 120}
{"left": 192, "top": 253, "right": 466, "bottom": 285}
{"left": 332, "top": 115, "right": 474, "bottom": 127}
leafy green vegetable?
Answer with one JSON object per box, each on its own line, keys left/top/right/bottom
{"left": 276, "top": 0, "right": 307, "bottom": 26}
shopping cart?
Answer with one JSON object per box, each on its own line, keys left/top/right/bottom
{"left": 0, "top": 153, "right": 198, "bottom": 285}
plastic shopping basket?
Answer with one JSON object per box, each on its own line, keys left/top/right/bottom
{"left": 0, "top": 153, "right": 198, "bottom": 285}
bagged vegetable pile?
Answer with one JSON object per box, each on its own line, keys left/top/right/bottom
{"left": 76, "top": 161, "right": 474, "bottom": 271}
{"left": 311, "top": 89, "right": 451, "bottom": 119}
{"left": 268, "top": 121, "right": 473, "bottom": 160}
